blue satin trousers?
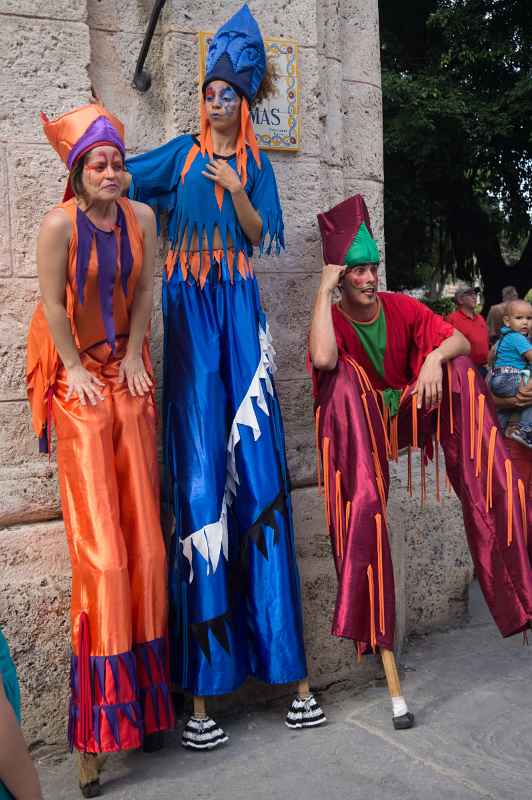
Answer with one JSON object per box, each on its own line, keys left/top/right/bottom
{"left": 163, "top": 264, "right": 307, "bottom": 696}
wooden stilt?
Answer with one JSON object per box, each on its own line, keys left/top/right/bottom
{"left": 193, "top": 695, "right": 207, "bottom": 718}
{"left": 78, "top": 752, "right": 105, "bottom": 798}
{"left": 380, "top": 648, "right": 415, "bottom": 730}
{"left": 380, "top": 648, "right": 401, "bottom": 697}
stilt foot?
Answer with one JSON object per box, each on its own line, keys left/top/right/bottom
{"left": 393, "top": 711, "right": 415, "bottom": 730}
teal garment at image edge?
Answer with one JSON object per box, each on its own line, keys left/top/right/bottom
{"left": 495, "top": 326, "right": 532, "bottom": 370}
{"left": 0, "top": 628, "right": 21, "bottom": 800}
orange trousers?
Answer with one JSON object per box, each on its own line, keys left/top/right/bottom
{"left": 53, "top": 340, "right": 173, "bottom": 752}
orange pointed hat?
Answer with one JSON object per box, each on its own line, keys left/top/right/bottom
{"left": 40, "top": 104, "right": 125, "bottom": 201}
{"left": 41, "top": 104, "right": 125, "bottom": 168}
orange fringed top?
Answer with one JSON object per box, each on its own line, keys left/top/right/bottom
{"left": 26, "top": 197, "right": 144, "bottom": 442}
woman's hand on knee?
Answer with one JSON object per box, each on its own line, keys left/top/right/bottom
{"left": 66, "top": 365, "right": 105, "bottom": 405}
{"left": 118, "top": 353, "right": 153, "bottom": 397}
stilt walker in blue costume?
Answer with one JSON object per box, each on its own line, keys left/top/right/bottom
{"left": 126, "top": 4, "right": 325, "bottom": 748}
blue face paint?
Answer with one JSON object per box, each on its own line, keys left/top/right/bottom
{"left": 205, "top": 84, "right": 239, "bottom": 117}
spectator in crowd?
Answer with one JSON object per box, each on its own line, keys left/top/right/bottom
{"left": 0, "top": 627, "right": 43, "bottom": 800}
{"left": 489, "top": 300, "right": 532, "bottom": 448}
{"left": 486, "top": 286, "right": 519, "bottom": 345}
{"left": 446, "top": 286, "right": 489, "bottom": 376}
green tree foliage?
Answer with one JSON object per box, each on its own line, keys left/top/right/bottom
{"left": 380, "top": 0, "right": 532, "bottom": 309}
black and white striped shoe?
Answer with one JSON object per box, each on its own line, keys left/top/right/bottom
{"left": 285, "top": 694, "right": 326, "bottom": 729}
{"left": 181, "top": 716, "right": 228, "bottom": 750}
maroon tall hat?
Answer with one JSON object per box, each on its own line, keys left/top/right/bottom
{"left": 317, "top": 194, "right": 375, "bottom": 266}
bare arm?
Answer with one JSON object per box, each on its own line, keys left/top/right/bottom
{"left": 37, "top": 209, "right": 104, "bottom": 406}
{"left": 37, "top": 209, "right": 79, "bottom": 370}
{"left": 0, "top": 679, "right": 43, "bottom": 799}
{"left": 202, "top": 161, "right": 262, "bottom": 245}
{"left": 415, "top": 329, "right": 470, "bottom": 409}
{"left": 230, "top": 186, "right": 262, "bottom": 245}
{"left": 309, "top": 264, "right": 345, "bottom": 371}
{"left": 117, "top": 201, "right": 156, "bottom": 397}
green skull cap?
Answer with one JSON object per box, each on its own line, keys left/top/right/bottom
{"left": 344, "top": 222, "right": 380, "bottom": 267}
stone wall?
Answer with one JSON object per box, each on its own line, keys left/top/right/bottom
{"left": 0, "top": 0, "right": 471, "bottom": 746}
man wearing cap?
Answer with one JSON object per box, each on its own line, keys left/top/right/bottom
{"left": 308, "top": 194, "right": 532, "bottom": 731}
{"left": 446, "top": 287, "right": 489, "bottom": 376}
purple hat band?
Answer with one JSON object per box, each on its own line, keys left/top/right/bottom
{"left": 67, "top": 116, "right": 125, "bottom": 170}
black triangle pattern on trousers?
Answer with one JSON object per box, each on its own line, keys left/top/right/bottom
{"left": 190, "top": 611, "right": 232, "bottom": 664}
{"left": 244, "top": 489, "right": 285, "bottom": 560}
{"left": 189, "top": 489, "right": 286, "bottom": 664}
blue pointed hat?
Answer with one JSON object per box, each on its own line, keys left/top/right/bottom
{"left": 202, "top": 4, "right": 266, "bottom": 103}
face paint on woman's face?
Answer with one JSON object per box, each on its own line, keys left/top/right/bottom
{"left": 205, "top": 82, "right": 240, "bottom": 120}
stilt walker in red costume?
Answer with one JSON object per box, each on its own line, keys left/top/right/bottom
{"left": 309, "top": 195, "right": 532, "bottom": 729}
{"left": 27, "top": 105, "right": 173, "bottom": 797}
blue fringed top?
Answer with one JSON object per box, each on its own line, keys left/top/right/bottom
{"left": 125, "top": 134, "right": 285, "bottom": 266}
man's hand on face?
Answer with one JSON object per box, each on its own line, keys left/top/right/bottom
{"left": 319, "top": 263, "right": 345, "bottom": 294}
{"left": 415, "top": 350, "right": 443, "bottom": 410}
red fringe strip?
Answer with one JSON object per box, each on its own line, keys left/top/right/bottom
{"left": 505, "top": 459, "right": 513, "bottom": 547}
{"left": 78, "top": 612, "right": 92, "bottom": 752}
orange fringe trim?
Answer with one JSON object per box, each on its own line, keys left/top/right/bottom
{"left": 407, "top": 447, "right": 413, "bottom": 496}
{"left": 486, "top": 426, "right": 497, "bottom": 512}
{"left": 467, "top": 368, "right": 476, "bottom": 460}
{"left": 180, "top": 143, "right": 201, "bottom": 184}
{"left": 475, "top": 394, "right": 485, "bottom": 478}
{"left": 375, "top": 513, "right": 385, "bottom": 635}
{"left": 346, "top": 501, "right": 351, "bottom": 536}
{"left": 323, "top": 437, "right": 331, "bottom": 528}
{"left": 360, "top": 391, "right": 387, "bottom": 518}
{"left": 505, "top": 459, "right": 513, "bottom": 547}
{"left": 347, "top": 356, "right": 391, "bottom": 457}
{"left": 335, "top": 470, "right": 344, "bottom": 559}
{"left": 517, "top": 479, "right": 527, "bottom": 545}
{"left": 367, "top": 564, "right": 377, "bottom": 652}
{"left": 315, "top": 406, "right": 322, "bottom": 492}
{"left": 486, "top": 425, "right": 497, "bottom": 511}
{"left": 165, "top": 248, "right": 252, "bottom": 287}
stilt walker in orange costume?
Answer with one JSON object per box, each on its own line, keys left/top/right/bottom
{"left": 26, "top": 105, "right": 173, "bottom": 797}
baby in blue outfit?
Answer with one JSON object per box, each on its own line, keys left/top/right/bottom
{"left": 489, "top": 299, "right": 532, "bottom": 448}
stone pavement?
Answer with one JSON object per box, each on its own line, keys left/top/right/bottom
{"left": 37, "top": 583, "right": 532, "bottom": 799}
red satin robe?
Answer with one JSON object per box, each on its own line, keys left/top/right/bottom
{"left": 312, "top": 293, "right": 532, "bottom": 654}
